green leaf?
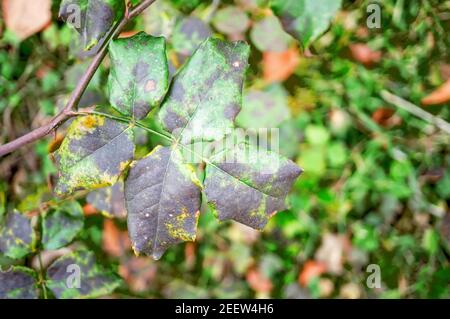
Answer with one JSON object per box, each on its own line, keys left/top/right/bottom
{"left": 41, "top": 201, "right": 84, "bottom": 250}
{"left": 204, "top": 141, "right": 302, "bottom": 229}
{"left": 125, "top": 146, "right": 201, "bottom": 260}
{"left": 0, "top": 266, "right": 39, "bottom": 299}
{"left": 0, "top": 210, "right": 36, "bottom": 259}
{"left": 171, "top": 17, "right": 212, "bottom": 56}
{"left": 212, "top": 6, "right": 250, "bottom": 35}
{"left": 159, "top": 37, "right": 250, "bottom": 144}
{"left": 236, "top": 84, "right": 291, "bottom": 129}
{"left": 46, "top": 250, "right": 121, "bottom": 299}
{"left": 54, "top": 115, "right": 135, "bottom": 196}
{"left": 250, "top": 16, "right": 291, "bottom": 52}
{"left": 59, "top": 0, "right": 125, "bottom": 51}
{"left": 270, "top": 0, "right": 342, "bottom": 47}
{"left": 108, "top": 32, "right": 169, "bottom": 119}
{"left": 86, "top": 180, "right": 127, "bottom": 218}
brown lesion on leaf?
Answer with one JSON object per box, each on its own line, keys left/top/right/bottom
{"left": 145, "top": 79, "right": 156, "bottom": 92}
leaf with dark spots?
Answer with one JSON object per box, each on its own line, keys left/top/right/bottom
{"left": 41, "top": 201, "right": 84, "bottom": 250}
{"left": 53, "top": 115, "right": 135, "bottom": 196}
{"left": 0, "top": 266, "right": 39, "bottom": 299}
{"left": 204, "top": 141, "right": 302, "bottom": 230}
{"left": 159, "top": 37, "right": 250, "bottom": 144}
{"left": 172, "top": 17, "right": 212, "bottom": 57}
{"left": 0, "top": 210, "right": 36, "bottom": 259}
{"left": 59, "top": 0, "right": 125, "bottom": 51}
{"left": 271, "top": 0, "right": 342, "bottom": 48}
{"left": 108, "top": 32, "right": 169, "bottom": 119}
{"left": 125, "top": 145, "right": 201, "bottom": 260}
{"left": 46, "top": 250, "right": 121, "bottom": 299}
{"left": 86, "top": 180, "right": 127, "bottom": 218}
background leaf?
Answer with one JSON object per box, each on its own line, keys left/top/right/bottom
{"left": 2, "top": 0, "right": 52, "bottom": 40}
{"left": 212, "top": 6, "right": 250, "bottom": 36}
{"left": 41, "top": 201, "right": 84, "bottom": 250}
{"left": 236, "top": 84, "right": 291, "bottom": 129}
{"left": 0, "top": 266, "right": 39, "bottom": 299}
{"left": 0, "top": 210, "right": 35, "bottom": 259}
{"left": 59, "top": 0, "right": 125, "bottom": 51}
{"left": 271, "top": 0, "right": 342, "bottom": 47}
{"left": 250, "top": 16, "right": 292, "bottom": 52}
{"left": 86, "top": 180, "right": 127, "bottom": 218}
{"left": 46, "top": 250, "right": 121, "bottom": 299}
{"left": 171, "top": 16, "right": 212, "bottom": 57}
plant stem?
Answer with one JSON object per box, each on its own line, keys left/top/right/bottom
{"left": 37, "top": 252, "right": 48, "bottom": 299}
{"left": 381, "top": 90, "right": 450, "bottom": 134}
{"left": 0, "top": 0, "right": 158, "bottom": 158}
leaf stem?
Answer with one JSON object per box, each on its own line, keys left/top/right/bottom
{"left": 0, "top": 0, "right": 159, "bottom": 157}
{"left": 37, "top": 252, "right": 48, "bottom": 299}
{"left": 73, "top": 110, "right": 175, "bottom": 143}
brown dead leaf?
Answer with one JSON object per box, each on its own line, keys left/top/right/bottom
{"left": 119, "top": 30, "right": 140, "bottom": 38}
{"left": 184, "top": 242, "right": 196, "bottom": 270}
{"left": 246, "top": 267, "right": 273, "bottom": 294}
{"left": 119, "top": 257, "right": 156, "bottom": 292}
{"left": 421, "top": 79, "right": 450, "bottom": 105}
{"left": 102, "top": 219, "right": 131, "bottom": 257}
{"left": 340, "top": 282, "right": 361, "bottom": 299}
{"left": 315, "top": 233, "right": 351, "bottom": 275}
{"left": 439, "top": 64, "right": 450, "bottom": 80}
{"left": 263, "top": 47, "right": 300, "bottom": 83}
{"left": 82, "top": 203, "right": 98, "bottom": 216}
{"left": 440, "top": 212, "right": 450, "bottom": 246}
{"left": 2, "top": 0, "right": 51, "bottom": 40}
{"left": 371, "top": 107, "right": 402, "bottom": 128}
{"left": 298, "top": 260, "right": 326, "bottom": 287}
{"left": 349, "top": 43, "right": 382, "bottom": 66}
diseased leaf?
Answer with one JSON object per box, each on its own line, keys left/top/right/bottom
{"left": 271, "top": 0, "right": 342, "bottom": 47}
{"left": 125, "top": 146, "right": 201, "bottom": 260}
{"left": 54, "top": 115, "right": 135, "bottom": 196}
{"left": 159, "top": 37, "right": 250, "bottom": 144}
{"left": 0, "top": 210, "right": 36, "bottom": 259}
{"left": 0, "top": 266, "right": 39, "bottom": 299}
{"left": 204, "top": 141, "right": 302, "bottom": 229}
{"left": 41, "top": 201, "right": 84, "bottom": 250}
{"left": 236, "top": 84, "right": 291, "bottom": 129}
{"left": 46, "top": 250, "right": 121, "bottom": 299}
{"left": 250, "top": 16, "right": 291, "bottom": 52}
{"left": 108, "top": 32, "right": 169, "bottom": 119}
{"left": 86, "top": 180, "right": 127, "bottom": 218}
{"left": 171, "top": 17, "right": 212, "bottom": 57}
{"left": 59, "top": 0, "right": 125, "bottom": 51}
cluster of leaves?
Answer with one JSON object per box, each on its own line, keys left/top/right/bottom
{"left": 2, "top": 0, "right": 449, "bottom": 300}
{"left": 0, "top": 205, "right": 120, "bottom": 299}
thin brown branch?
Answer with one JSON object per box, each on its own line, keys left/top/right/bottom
{"left": 0, "top": 0, "right": 157, "bottom": 158}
